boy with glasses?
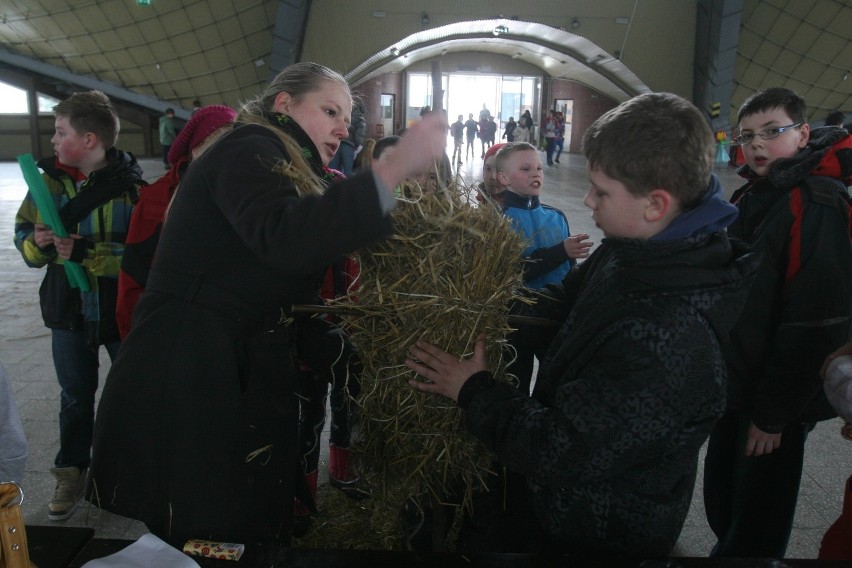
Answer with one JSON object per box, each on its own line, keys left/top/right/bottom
{"left": 704, "top": 87, "right": 852, "bottom": 558}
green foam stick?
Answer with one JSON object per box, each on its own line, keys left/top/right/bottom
{"left": 17, "top": 154, "right": 90, "bottom": 292}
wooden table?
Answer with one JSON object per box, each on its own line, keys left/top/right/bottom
{"left": 26, "top": 526, "right": 852, "bottom": 568}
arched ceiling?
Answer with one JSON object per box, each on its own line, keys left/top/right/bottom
{"left": 344, "top": 19, "right": 650, "bottom": 103}
{"left": 0, "top": 0, "right": 848, "bottom": 126}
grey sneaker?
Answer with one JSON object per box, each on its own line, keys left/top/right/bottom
{"left": 48, "top": 466, "right": 84, "bottom": 521}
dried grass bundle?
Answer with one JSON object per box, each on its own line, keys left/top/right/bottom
{"left": 298, "top": 179, "right": 528, "bottom": 549}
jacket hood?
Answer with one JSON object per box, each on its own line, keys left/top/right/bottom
{"left": 37, "top": 147, "right": 144, "bottom": 185}
{"left": 737, "top": 126, "right": 851, "bottom": 190}
{"left": 652, "top": 174, "right": 739, "bottom": 241}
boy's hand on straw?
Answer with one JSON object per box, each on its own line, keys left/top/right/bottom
{"left": 406, "top": 336, "right": 488, "bottom": 402}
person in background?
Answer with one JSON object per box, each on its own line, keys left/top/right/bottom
{"left": 513, "top": 117, "right": 531, "bottom": 144}
{"left": 0, "top": 362, "right": 27, "bottom": 484}
{"left": 451, "top": 114, "right": 465, "bottom": 165}
{"left": 328, "top": 102, "right": 366, "bottom": 176}
{"left": 554, "top": 112, "right": 566, "bottom": 164}
{"left": 353, "top": 138, "right": 376, "bottom": 173}
{"left": 704, "top": 87, "right": 852, "bottom": 559}
{"left": 191, "top": 100, "right": 202, "bottom": 115}
{"left": 405, "top": 92, "right": 755, "bottom": 557}
{"left": 502, "top": 117, "right": 516, "bottom": 143}
{"left": 116, "top": 104, "right": 237, "bottom": 339}
{"left": 159, "top": 108, "right": 176, "bottom": 169}
{"left": 464, "top": 113, "right": 478, "bottom": 161}
{"left": 542, "top": 110, "right": 558, "bottom": 166}
{"left": 13, "top": 90, "right": 144, "bottom": 521}
{"left": 476, "top": 142, "right": 506, "bottom": 206}
{"left": 86, "top": 62, "right": 447, "bottom": 552}
{"left": 824, "top": 109, "right": 846, "bottom": 130}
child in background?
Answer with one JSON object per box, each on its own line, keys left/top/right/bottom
{"left": 476, "top": 142, "right": 506, "bottom": 205}
{"left": 405, "top": 92, "right": 756, "bottom": 557}
{"left": 116, "top": 105, "right": 237, "bottom": 339}
{"left": 704, "top": 87, "right": 852, "bottom": 559}
{"left": 451, "top": 115, "right": 464, "bottom": 165}
{"left": 13, "top": 90, "right": 145, "bottom": 520}
{"left": 497, "top": 142, "right": 592, "bottom": 393}
{"left": 353, "top": 138, "right": 376, "bottom": 173}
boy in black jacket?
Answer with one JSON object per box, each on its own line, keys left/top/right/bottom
{"left": 704, "top": 87, "right": 852, "bottom": 559}
{"left": 403, "top": 93, "right": 757, "bottom": 556}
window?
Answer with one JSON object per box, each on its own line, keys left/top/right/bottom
{"left": 0, "top": 81, "right": 61, "bottom": 114}
{"left": 0, "top": 81, "right": 29, "bottom": 114}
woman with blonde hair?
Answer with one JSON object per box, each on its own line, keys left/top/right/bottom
{"left": 88, "top": 62, "right": 447, "bottom": 552}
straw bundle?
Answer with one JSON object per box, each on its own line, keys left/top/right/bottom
{"left": 299, "top": 181, "right": 528, "bottom": 549}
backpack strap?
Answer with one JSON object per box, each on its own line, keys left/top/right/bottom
{"left": 785, "top": 176, "right": 852, "bottom": 282}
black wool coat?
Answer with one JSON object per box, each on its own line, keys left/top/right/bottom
{"left": 88, "top": 122, "right": 393, "bottom": 549}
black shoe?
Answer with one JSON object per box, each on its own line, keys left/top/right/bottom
{"left": 555, "top": 158, "right": 560, "bottom": 163}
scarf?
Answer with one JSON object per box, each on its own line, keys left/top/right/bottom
{"left": 263, "top": 111, "right": 339, "bottom": 186}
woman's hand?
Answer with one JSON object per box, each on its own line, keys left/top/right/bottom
{"left": 405, "top": 336, "right": 488, "bottom": 402}
{"left": 373, "top": 113, "right": 448, "bottom": 191}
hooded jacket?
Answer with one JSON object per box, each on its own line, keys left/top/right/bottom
{"left": 458, "top": 179, "right": 758, "bottom": 556}
{"left": 13, "top": 149, "right": 144, "bottom": 346}
{"left": 725, "top": 126, "right": 852, "bottom": 431}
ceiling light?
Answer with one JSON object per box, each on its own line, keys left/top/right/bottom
{"left": 571, "top": 18, "right": 580, "bottom": 29}
{"left": 493, "top": 25, "right": 509, "bottom": 36}
{"left": 512, "top": 53, "right": 521, "bottom": 59}
{"left": 372, "top": 10, "right": 386, "bottom": 17}
{"left": 254, "top": 58, "right": 265, "bottom": 67}
{"left": 441, "top": 48, "right": 448, "bottom": 56}
{"left": 421, "top": 12, "right": 429, "bottom": 26}
{"left": 390, "top": 47, "right": 400, "bottom": 57}
{"left": 615, "top": 17, "right": 630, "bottom": 24}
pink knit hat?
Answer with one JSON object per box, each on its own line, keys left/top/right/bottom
{"left": 168, "top": 104, "right": 237, "bottom": 165}
{"left": 483, "top": 142, "right": 506, "bottom": 162}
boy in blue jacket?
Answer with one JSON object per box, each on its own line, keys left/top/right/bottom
{"left": 498, "top": 142, "right": 591, "bottom": 393}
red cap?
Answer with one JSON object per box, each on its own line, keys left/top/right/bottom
{"left": 483, "top": 143, "right": 507, "bottom": 162}
{"left": 168, "top": 105, "right": 237, "bottom": 165}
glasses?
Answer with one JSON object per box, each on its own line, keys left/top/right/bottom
{"left": 733, "top": 123, "right": 802, "bottom": 145}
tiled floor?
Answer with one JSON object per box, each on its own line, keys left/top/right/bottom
{"left": 1, "top": 151, "right": 849, "bottom": 556}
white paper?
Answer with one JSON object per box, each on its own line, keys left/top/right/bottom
{"left": 81, "top": 533, "right": 201, "bottom": 568}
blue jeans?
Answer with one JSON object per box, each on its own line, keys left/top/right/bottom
{"left": 545, "top": 138, "right": 557, "bottom": 165}
{"left": 52, "top": 328, "right": 120, "bottom": 468}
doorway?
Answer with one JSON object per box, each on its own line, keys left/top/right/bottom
{"left": 407, "top": 71, "right": 541, "bottom": 148}
{"left": 379, "top": 93, "right": 394, "bottom": 137}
